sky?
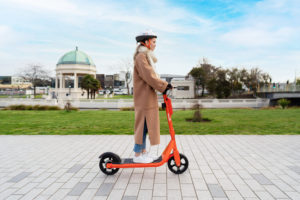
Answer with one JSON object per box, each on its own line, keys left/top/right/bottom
{"left": 0, "top": 0, "right": 299, "bottom": 82}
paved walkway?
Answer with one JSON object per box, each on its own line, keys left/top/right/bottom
{"left": 0, "top": 135, "right": 299, "bottom": 200}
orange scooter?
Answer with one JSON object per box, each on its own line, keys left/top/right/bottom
{"left": 99, "top": 89, "right": 189, "bottom": 175}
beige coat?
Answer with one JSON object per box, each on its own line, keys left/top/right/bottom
{"left": 133, "top": 51, "right": 168, "bottom": 145}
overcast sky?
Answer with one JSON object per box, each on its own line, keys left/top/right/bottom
{"left": 0, "top": 0, "right": 299, "bottom": 82}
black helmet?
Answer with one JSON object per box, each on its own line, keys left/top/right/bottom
{"left": 135, "top": 30, "right": 157, "bottom": 42}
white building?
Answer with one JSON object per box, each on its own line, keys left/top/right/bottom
{"left": 50, "top": 47, "right": 97, "bottom": 99}
{"left": 171, "top": 80, "right": 195, "bottom": 99}
{"left": 11, "top": 76, "right": 32, "bottom": 85}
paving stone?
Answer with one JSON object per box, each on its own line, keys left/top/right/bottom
{"left": 195, "top": 190, "right": 213, "bottom": 200}
{"left": 68, "top": 164, "right": 85, "bottom": 172}
{"left": 207, "top": 184, "right": 226, "bottom": 198}
{"left": 167, "top": 189, "right": 181, "bottom": 200}
{"left": 264, "top": 185, "right": 288, "bottom": 199}
{"left": 124, "top": 183, "right": 139, "bottom": 196}
{"left": 225, "top": 190, "right": 244, "bottom": 200}
{"left": 122, "top": 196, "right": 137, "bottom": 200}
{"left": 251, "top": 174, "right": 273, "bottom": 185}
{"left": 254, "top": 191, "right": 275, "bottom": 200}
{"left": 153, "top": 183, "right": 167, "bottom": 196}
{"left": 1, "top": 135, "right": 300, "bottom": 199}
{"left": 8, "top": 172, "right": 31, "bottom": 183}
{"left": 48, "top": 188, "right": 71, "bottom": 200}
{"left": 137, "top": 189, "right": 152, "bottom": 200}
{"left": 68, "top": 182, "right": 89, "bottom": 196}
{"left": 286, "top": 191, "right": 300, "bottom": 200}
{"left": 288, "top": 166, "right": 300, "bottom": 175}
{"left": 95, "top": 183, "right": 114, "bottom": 196}
{"left": 78, "top": 188, "right": 97, "bottom": 200}
{"left": 20, "top": 188, "right": 44, "bottom": 200}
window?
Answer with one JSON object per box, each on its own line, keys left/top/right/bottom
{"left": 177, "top": 86, "right": 189, "bottom": 90}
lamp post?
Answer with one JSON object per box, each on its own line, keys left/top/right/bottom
{"left": 69, "top": 85, "right": 71, "bottom": 97}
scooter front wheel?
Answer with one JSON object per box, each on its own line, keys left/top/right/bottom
{"left": 167, "top": 153, "right": 189, "bottom": 174}
{"left": 99, "top": 152, "right": 121, "bottom": 175}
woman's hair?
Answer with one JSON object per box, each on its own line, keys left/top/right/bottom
{"left": 139, "top": 38, "right": 148, "bottom": 45}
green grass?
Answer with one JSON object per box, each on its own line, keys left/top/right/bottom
{"left": 0, "top": 95, "right": 43, "bottom": 99}
{"left": 0, "top": 108, "right": 299, "bottom": 135}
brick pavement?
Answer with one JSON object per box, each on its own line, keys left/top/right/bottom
{"left": 0, "top": 135, "right": 299, "bottom": 200}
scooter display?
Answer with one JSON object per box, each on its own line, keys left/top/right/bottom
{"left": 99, "top": 90, "right": 189, "bottom": 175}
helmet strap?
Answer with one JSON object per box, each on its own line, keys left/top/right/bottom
{"left": 140, "top": 39, "right": 151, "bottom": 49}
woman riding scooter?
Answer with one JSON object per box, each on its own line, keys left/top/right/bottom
{"left": 133, "top": 30, "right": 173, "bottom": 163}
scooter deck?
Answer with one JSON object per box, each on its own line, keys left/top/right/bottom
{"left": 121, "top": 156, "right": 162, "bottom": 164}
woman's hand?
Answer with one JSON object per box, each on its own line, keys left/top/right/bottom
{"left": 163, "top": 84, "right": 173, "bottom": 94}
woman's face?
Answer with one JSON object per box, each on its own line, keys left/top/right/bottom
{"left": 146, "top": 38, "right": 156, "bottom": 51}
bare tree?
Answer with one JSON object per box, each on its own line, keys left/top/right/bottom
{"left": 19, "top": 64, "right": 50, "bottom": 97}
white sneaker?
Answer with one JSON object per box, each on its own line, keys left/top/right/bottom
{"left": 143, "top": 152, "right": 159, "bottom": 161}
{"left": 133, "top": 154, "right": 153, "bottom": 163}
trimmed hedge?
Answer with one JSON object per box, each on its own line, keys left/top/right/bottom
{"left": 4, "top": 105, "right": 61, "bottom": 110}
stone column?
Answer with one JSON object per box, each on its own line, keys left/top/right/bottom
{"left": 55, "top": 75, "right": 58, "bottom": 90}
{"left": 62, "top": 75, "right": 65, "bottom": 88}
{"left": 60, "top": 73, "right": 63, "bottom": 89}
{"left": 74, "top": 73, "right": 78, "bottom": 89}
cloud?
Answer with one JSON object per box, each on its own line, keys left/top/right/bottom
{"left": 220, "top": 27, "right": 294, "bottom": 47}
{"left": 0, "top": 0, "right": 299, "bottom": 82}
{"left": 0, "top": 25, "right": 16, "bottom": 46}
{"left": 5, "top": 0, "right": 85, "bottom": 16}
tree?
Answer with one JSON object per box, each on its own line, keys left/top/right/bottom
{"left": 91, "top": 78, "right": 100, "bottom": 99}
{"left": 228, "top": 68, "right": 243, "bottom": 95}
{"left": 19, "top": 64, "right": 50, "bottom": 97}
{"left": 81, "top": 75, "right": 100, "bottom": 99}
{"left": 215, "top": 69, "right": 231, "bottom": 98}
{"left": 296, "top": 79, "right": 300, "bottom": 85}
{"left": 81, "top": 75, "right": 94, "bottom": 99}
{"left": 188, "top": 58, "right": 216, "bottom": 97}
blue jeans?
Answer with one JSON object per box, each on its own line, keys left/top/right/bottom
{"left": 133, "top": 119, "right": 148, "bottom": 153}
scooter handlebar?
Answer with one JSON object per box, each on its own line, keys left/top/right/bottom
{"left": 162, "top": 86, "right": 176, "bottom": 95}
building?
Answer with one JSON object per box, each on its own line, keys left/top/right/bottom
{"left": 160, "top": 74, "right": 185, "bottom": 83}
{"left": 160, "top": 74, "right": 195, "bottom": 98}
{"left": 104, "top": 75, "right": 114, "bottom": 90}
{"left": 171, "top": 80, "right": 195, "bottom": 98}
{"left": 0, "top": 76, "right": 11, "bottom": 84}
{"left": 50, "top": 47, "right": 97, "bottom": 99}
{"left": 96, "top": 74, "right": 105, "bottom": 89}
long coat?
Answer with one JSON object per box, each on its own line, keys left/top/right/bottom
{"left": 133, "top": 52, "right": 168, "bottom": 145}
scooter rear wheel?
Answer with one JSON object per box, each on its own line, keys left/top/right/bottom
{"left": 99, "top": 152, "right": 121, "bottom": 175}
{"left": 167, "top": 153, "right": 189, "bottom": 174}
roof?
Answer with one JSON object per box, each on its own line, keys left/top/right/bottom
{"left": 57, "top": 47, "right": 95, "bottom": 66}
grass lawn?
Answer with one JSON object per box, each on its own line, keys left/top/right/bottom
{"left": 0, "top": 95, "right": 43, "bottom": 99}
{"left": 0, "top": 108, "right": 299, "bottom": 135}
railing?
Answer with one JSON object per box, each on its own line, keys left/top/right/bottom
{"left": 258, "top": 85, "right": 300, "bottom": 93}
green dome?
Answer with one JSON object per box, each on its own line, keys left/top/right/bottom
{"left": 57, "top": 47, "right": 95, "bottom": 66}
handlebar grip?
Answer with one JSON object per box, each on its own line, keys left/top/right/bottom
{"left": 161, "top": 103, "right": 166, "bottom": 110}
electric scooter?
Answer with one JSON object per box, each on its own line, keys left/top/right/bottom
{"left": 99, "top": 89, "right": 189, "bottom": 175}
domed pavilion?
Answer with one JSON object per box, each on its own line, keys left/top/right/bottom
{"left": 54, "top": 47, "right": 97, "bottom": 99}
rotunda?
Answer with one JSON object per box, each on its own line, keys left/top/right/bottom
{"left": 54, "top": 47, "right": 96, "bottom": 99}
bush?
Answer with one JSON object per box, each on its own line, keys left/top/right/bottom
{"left": 4, "top": 104, "right": 61, "bottom": 110}
{"left": 278, "top": 99, "right": 290, "bottom": 109}
{"left": 47, "top": 106, "right": 61, "bottom": 110}
{"left": 120, "top": 107, "right": 134, "bottom": 111}
{"left": 64, "top": 102, "right": 78, "bottom": 112}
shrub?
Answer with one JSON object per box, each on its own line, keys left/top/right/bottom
{"left": 278, "top": 98, "right": 290, "bottom": 109}
{"left": 4, "top": 104, "right": 61, "bottom": 110}
{"left": 47, "top": 106, "right": 61, "bottom": 110}
{"left": 120, "top": 107, "right": 134, "bottom": 111}
{"left": 64, "top": 102, "right": 78, "bottom": 112}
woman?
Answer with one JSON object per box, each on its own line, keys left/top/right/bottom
{"left": 133, "top": 30, "right": 172, "bottom": 163}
